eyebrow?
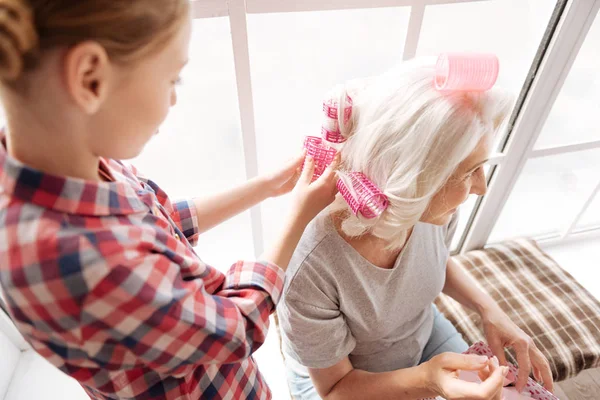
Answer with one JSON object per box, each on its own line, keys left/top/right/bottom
{"left": 465, "top": 159, "right": 489, "bottom": 174}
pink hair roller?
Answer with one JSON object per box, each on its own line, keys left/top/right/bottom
{"left": 322, "top": 95, "right": 353, "bottom": 144}
{"left": 337, "top": 172, "right": 388, "bottom": 219}
{"left": 435, "top": 53, "right": 499, "bottom": 92}
{"left": 303, "top": 136, "right": 337, "bottom": 182}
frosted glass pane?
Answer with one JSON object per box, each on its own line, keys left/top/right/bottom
{"left": 491, "top": 149, "right": 600, "bottom": 242}
{"left": 248, "top": 8, "right": 411, "bottom": 245}
{"left": 132, "top": 18, "right": 253, "bottom": 269}
{"left": 417, "top": 0, "right": 557, "bottom": 151}
{"left": 577, "top": 189, "right": 600, "bottom": 230}
{"left": 536, "top": 12, "right": 600, "bottom": 149}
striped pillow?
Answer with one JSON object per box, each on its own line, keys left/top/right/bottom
{"left": 435, "top": 239, "right": 600, "bottom": 381}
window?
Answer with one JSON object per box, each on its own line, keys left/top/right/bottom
{"left": 534, "top": 11, "right": 600, "bottom": 149}
{"left": 244, "top": 1, "right": 559, "bottom": 248}
{"left": 490, "top": 149, "right": 600, "bottom": 241}
{"left": 132, "top": 18, "right": 254, "bottom": 270}
{"left": 415, "top": 0, "right": 557, "bottom": 250}
{"left": 3, "top": 0, "right": 595, "bottom": 262}
{"left": 247, "top": 7, "right": 411, "bottom": 245}
{"left": 417, "top": 0, "right": 556, "bottom": 96}
{"left": 578, "top": 191, "right": 600, "bottom": 231}
{"left": 489, "top": 7, "right": 600, "bottom": 244}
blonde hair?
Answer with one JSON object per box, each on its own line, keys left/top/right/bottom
{"left": 0, "top": 0, "right": 190, "bottom": 84}
{"left": 327, "top": 59, "right": 513, "bottom": 249}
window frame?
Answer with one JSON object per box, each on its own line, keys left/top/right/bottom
{"left": 188, "top": 0, "right": 600, "bottom": 255}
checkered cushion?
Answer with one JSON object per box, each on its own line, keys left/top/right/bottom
{"left": 435, "top": 239, "right": 600, "bottom": 382}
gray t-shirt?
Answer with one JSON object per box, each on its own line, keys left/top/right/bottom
{"left": 279, "top": 211, "right": 458, "bottom": 374}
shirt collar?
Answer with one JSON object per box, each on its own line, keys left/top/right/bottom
{"left": 0, "top": 132, "right": 150, "bottom": 216}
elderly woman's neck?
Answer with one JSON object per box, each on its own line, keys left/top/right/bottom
{"left": 330, "top": 211, "right": 414, "bottom": 270}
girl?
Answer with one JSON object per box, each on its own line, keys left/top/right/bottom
{"left": 0, "top": 1, "right": 338, "bottom": 399}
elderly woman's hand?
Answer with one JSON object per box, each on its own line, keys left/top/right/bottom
{"left": 481, "top": 305, "right": 554, "bottom": 393}
{"left": 423, "top": 353, "right": 507, "bottom": 400}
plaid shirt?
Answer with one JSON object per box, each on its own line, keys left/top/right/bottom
{"left": 0, "top": 136, "right": 285, "bottom": 400}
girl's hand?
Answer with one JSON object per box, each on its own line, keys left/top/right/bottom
{"left": 262, "top": 152, "right": 305, "bottom": 198}
{"left": 288, "top": 153, "right": 340, "bottom": 226}
{"left": 258, "top": 154, "right": 339, "bottom": 271}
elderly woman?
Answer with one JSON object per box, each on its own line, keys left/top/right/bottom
{"left": 278, "top": 58, "right": 554, "bottom": 400}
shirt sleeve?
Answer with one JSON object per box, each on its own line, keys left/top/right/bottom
{"left": 146, "top": 181, "right": 200, "bottom": 247}
{"left": 278, "top": 266, "right": 356, "bottom": 370}
{"left": 169, "top": 199, "right": 200, "bottom": 247}
{"left": 80, "top": 241, "right": 285, "bottom": 375}
{"left": 124, "top": 163, "right": 200, "bottom": 246}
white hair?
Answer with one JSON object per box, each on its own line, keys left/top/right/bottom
{"left": 326, "top": 58, "right": 513, "bottom": 250}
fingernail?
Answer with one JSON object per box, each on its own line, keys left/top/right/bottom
{"left": 502, "top": 366, "right": 509, "bottom": 376}
{"left": 492, "top": 356, "right": 500, "bottom": 368}
{"left": 476, "top": 355, "right": 489, "bottom": 363}
{"left": 307, "top": 155, "right": 313, "bottom": 162}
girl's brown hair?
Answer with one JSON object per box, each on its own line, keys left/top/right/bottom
{"left": 0, "top": 0, "right": 190, "bottom": 82}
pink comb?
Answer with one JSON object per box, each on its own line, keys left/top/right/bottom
{"left": 337, "top": 172, "right": 388, "bottom": 219}
{"left": 303, "top": 136, "right": 337, "bottom": 182}
{"left": 322, "top": 95, "right": 353, "bottom": 144}
{"left": 435, "top": 53, "right": 499, "bottom": 92}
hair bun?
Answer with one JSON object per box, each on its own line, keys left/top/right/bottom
{"left": 0, "top": 0, "right": 38, "bottom": 80}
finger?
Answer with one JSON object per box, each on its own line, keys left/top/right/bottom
{"left": 318, "top": 160, "right": 337, "bottom": 182}
{"left": 477, "top": 365, "right": 507, "bottom": 400}
{"left": 283, "top": 170, "right": 301, "bottom": 192}
{"left": 491, "top": 375, "right": 505, "bottom": 400}
{"left": 330, "top": 152, "right": 341, "bottom": 170}
{"left": 316, "top": 155, "right": 341, "bottom": 189}
{"left": 479, "top": 356, "right": 500, "bottom": 382}
{"left": 489, "top": 337, "right": 508, "bottom": 366}
{"left": 514, "top": 342, "right": 533, "bottom": 392}
{"left": 285, "top": 151, "right": 306, "bottom": 174}
{"left": 478, "top": 364, "right": 491, "bottom": 382}
{"left": 439, "top": 353, "right": 489, "bottom": 371}
{"left": 447, "top": 366, "right": 507, "bottom": 400}
{"left": 271, "top": 152, "right": 305, "bottom": 188}
{"left": 490, "top": 380, "right": 504, "bottom": 400}
{"left": 299, "top": 155, "right": 315, "bottom": 185}
{"left": 317, "top": 170, "right": 339, "bottom": 199}
{"left": 532, "top": 350, "right": 554, "bottom": 392}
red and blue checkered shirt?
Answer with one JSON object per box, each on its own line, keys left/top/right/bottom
{"left": 0, "top": 136, "right": 285, "bottom": 399}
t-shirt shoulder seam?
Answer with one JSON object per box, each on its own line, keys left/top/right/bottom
{"left": 286, "top": 231, "right": 335, "bottom": 293}
{"left": 284, "top": 297, "right": 333, "bottom": 311}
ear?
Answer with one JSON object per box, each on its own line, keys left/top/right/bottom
{"left": 63, "top": 41, "right": 111, "bottom": 114}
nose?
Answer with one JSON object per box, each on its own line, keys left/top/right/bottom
{"left": 471, "top": 170, "right": 488, "bottom": 196}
